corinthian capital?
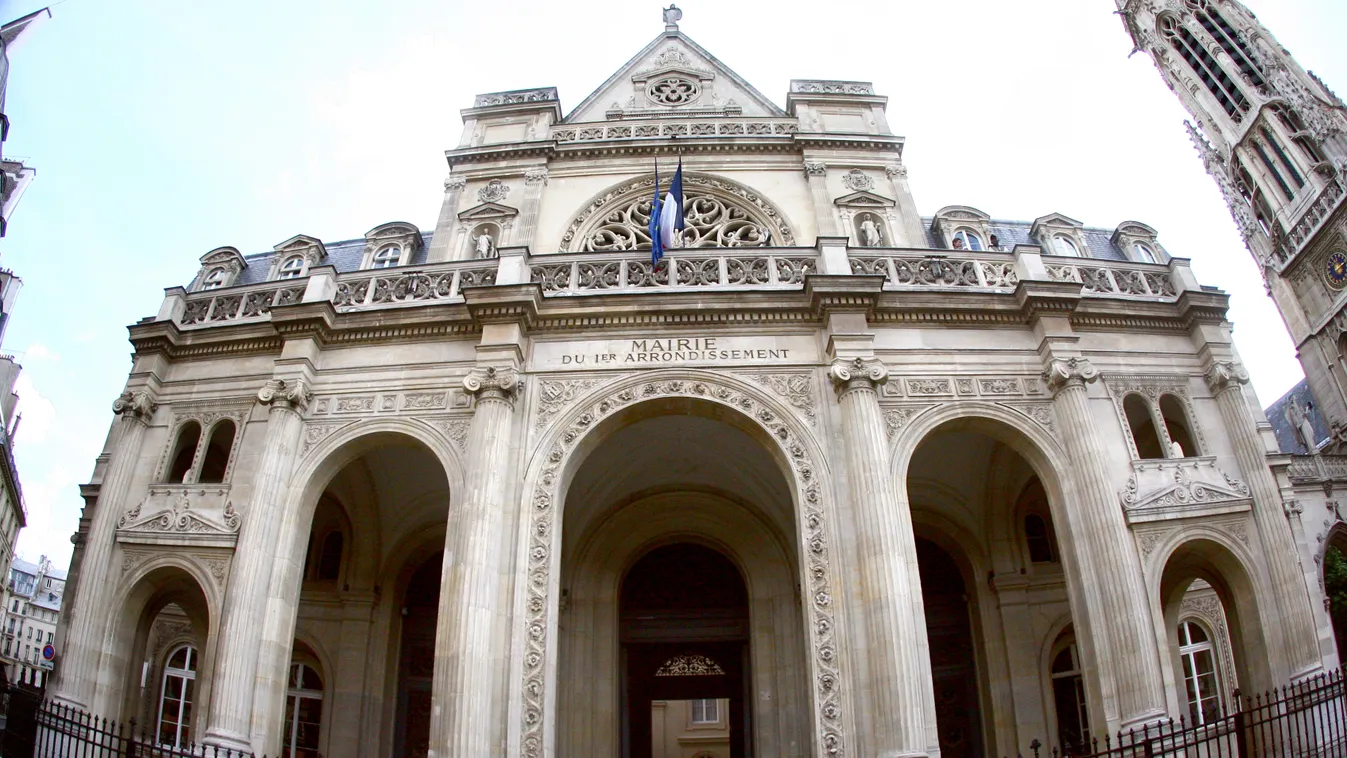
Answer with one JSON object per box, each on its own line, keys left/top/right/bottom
{"left": 828, "top": 357, "right": 889, "bottom": 396}
{"left": 444, "top": 174, "right": 468, "bottom": 191}
{"left": 1042, "top": 357, "right": 1099, "bottom": 395}
{"left": 463, "top": 365, "right": 522, "bottom": 405}
{"left": 1204, "top": 361, "right": 1250, "bottom": 395}
{"left": 257, "top": 378, "right": 312, "bottom": 412}
{"left": 803, "top": 161, "right": 827, "bottom": 177}
{"left": 524, "top": 167, "right": 549, "bottom": 186}
{"left": 112, "top": 390, "right": 158, "bottom": 422}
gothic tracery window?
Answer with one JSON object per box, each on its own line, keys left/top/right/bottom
{"left": 578, "top": 191, "right": 773, "bottom": 252}
{"left": 647, "top": 75, "right": 701, "bottom": 106}
{"left": 1160, "top": 14, "right": 1249, "bottom": 119}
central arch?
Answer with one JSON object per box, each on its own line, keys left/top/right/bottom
{"left": 520, "top": 372, "right": 845, "bottom": 758}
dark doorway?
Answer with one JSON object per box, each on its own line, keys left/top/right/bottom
{"left": 394, "top": 553, "right": 441, "bottom": 758}
{"left": 620, "top": 543, "right": 751, "bottom": 758}
{"left": 917, "top": 538, "right": 984, "bottom": 758}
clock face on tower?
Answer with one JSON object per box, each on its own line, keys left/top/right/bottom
{"left": 1327, "top": 251, "right": 1347, "bottom": 289}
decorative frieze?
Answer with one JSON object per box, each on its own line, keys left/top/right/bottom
{"left": 311, "top": 388, "right": 473, "bottom": 418}
{"left": 737, "top": 372, "right": 818, "bottom": 426}
{"left": 1118, "top": 457, "right": 1251, "bottom": 523}
{"left": 116, "top": 486, "right": 241, "bottom": 547}
{"left": 873, "top": 376, "right": 1042, "bottom": 400}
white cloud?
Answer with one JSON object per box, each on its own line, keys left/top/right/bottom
{"left": 12, "top": 372, "right": 55, "bottom": 447}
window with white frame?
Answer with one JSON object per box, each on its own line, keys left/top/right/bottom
{"left": 690, "top": 698, "right": 719, "bottom": 724}
{"left": 952, "top": 229, "right": 984, "bottom": 252}
{"left": 202, "top": 268, "right": 227, "bottom": 289}
{"left": 278, "top": 256, "right": 306, "bottom": 280}
{"left": 1050, "top": 641, "right": 1089, "bottom": 753}
{"left": 284, "top": 662, "right": 324, "bottom": 758}
{"left": 1133, "top": 243, "right": 1157, "bottom": 263}
{"left": 158, "top": 645, "right": 198, "bottom": 748}
{"left": 372, "top": 245, "right": 401, "bottom": 269}
{"left": 1177, "top": 621, "right": 1222, "bottom": 724}
{"left": 1051, "top": 234, "right": 1080, "bottom": 257}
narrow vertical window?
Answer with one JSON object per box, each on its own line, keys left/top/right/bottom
{"left": 1253, "top": 139, "right": 1295, "bottom": 200}
{"left": 158, "top": 645, "right": 198, "bottom": 748}
{"left": 1025, "top": 514, "right": 1057, "bottom": 563}
{"left": 316, "top": 531, "right": 344, "bottom": 581}
{"left": 1124, "top": 394, "right": 1166, "bottom": 459}
{"left": 1260, "top": 127, "right": 1305, "bottom": 189}
{"left": 1051, "top": 642, "right": 1089, "bottom": 754}
{"left": 1178, "top": 621, "right": 1222, "bottom": 724}
{"left": 1159, "top": 395, "right": 1197, "bottom": 458}
{"left": 197, "top": 420, "right": 236, "bottom": 484}
{"left": 284, "top": 663, "right": 324, "bottom": 758}
{"left": 1194, "top": 9, "right": 1266, "bottom": 89}
{"left": 1161, "top": 15, "right": 1249, "bottom": 118}
{"left": 166, "top": 422, "right": 202, "bottom": 484}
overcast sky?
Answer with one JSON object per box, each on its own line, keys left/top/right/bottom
{"left": 1, "top": 0, "right": 1343, "bottom": 568}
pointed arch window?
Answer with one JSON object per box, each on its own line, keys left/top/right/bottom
{"left": 165, "top": 422, "right": 202, "bottom": 483}
{"left": 157, "top": 645, "right": 198, "bottom": 748}
{"left": 1191, "top": 5, "right": 1266, "bottom": 89}
{"left": 1160, "top": 14, "right": 1249, "bottom": 119}
{"left": 283, "top": 662, "right": 324, "bottom": 758}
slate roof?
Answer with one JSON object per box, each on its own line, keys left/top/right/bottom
{"left": 922, "top": 218, "right": 1129, "bottom": 261}
{"left": 226, "top": 232, "right": 435, "bottom": 288}
{"left": 1265, "top": 378, "right": 1332, "bottom": 454}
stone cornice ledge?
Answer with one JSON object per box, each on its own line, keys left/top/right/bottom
{"left": 805, "top": 274, "right": 884, "bottom": 317}
{"left": 463, "top": 283, "right": 545, "bottom": 328}
{"left": 1015, "top": 280, "right": 1082, "bottom": 320}
{"left": 1175, "top": 288, "right": 1232, "bottom": 326}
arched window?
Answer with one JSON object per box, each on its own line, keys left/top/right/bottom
{"left": 1160, "top": 14, "right": 1249, "bottom": 118}
{"left": 1257, "top": 126, "right": 1305, "bottom": 194}
{"left": 283, "top": 662, "right": 324, "bottom": 758}
{"left": 1191, "top": 6, "right": 1266, "bottom": 89}
{"left": 1025, "top": 514, "right": 1057, "bottom": 563}
{"left": 1178, "top": 620, "right": 1222, "bottom": 724}
{"left": 1273, "top": 106, "right": 1326, "bottom": 166}
{"left": 1124, "top": 394, "right": 1165, "bottom": 459}
{"left": 1133, "top": 243, "right": 1157, "bottom": 263}
{"left": 196, "top": 421, "right": 236, "bottom": 484}
{"left": 157, "top": 645, "right": 198, "bottom": 748}
{"left": 201, "top": 268, "right": 227, "bottom": 290}
{"left": 372, "top": 245, "right": 401, "bottom": 269}
{"left": 165, "top": 422, "right": 202, "bottom": 483}
{"left": 952, "top": 229, "right": 983, "bottom": 252}
{"left": 278, "top": 256, "right": 305, "bottom": 280}
{"left": 1051, "top": 234, "right": 1080, "bottom": 257}
{"left": 1160, "top": 395, "right": 1197, "bottom": 458}
{"left": 316, "top": 531, "right": 343, "bottom": 581}
{"left": 1050, "top": 640, "right": 1089, "bottom": 754}
{"left": 1235, "top": 162, "right": 1277, "bottom": 236}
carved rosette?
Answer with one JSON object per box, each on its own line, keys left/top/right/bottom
{"left": 1042, "top": 357, "right": 1099, "bottom": 396}
{"left": 1203, "top": 361, "right": 1250, "bottom": 396}
{"left": 519, "top": 376, "right": 846, "bottom": 758}
{"left": 463, "top": 365, "right": 522, "bottom": 406}
{"left": 257, "top": 378, "right": 313, "bottom": 413}
{"left": 828, "top": 357, "right": 889, "bottom": 398}
{"left": 112, "top": 390, "right": 158, "bottom": 423}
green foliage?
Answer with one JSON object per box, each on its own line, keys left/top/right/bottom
{"left": 1325, "top": 547, "right": 1347, "bottom": 617}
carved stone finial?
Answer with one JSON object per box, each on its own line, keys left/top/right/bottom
{"left": 828, "top": 357, "right": 888, "bottom": 396}
{"left": 1042, "top": 357, "right": 1099, "bottom": 395}
{"left": 803, "top": 162, "right": 827, "bottom": 177}
{"left": 444, "top": 175, "right": 467, "bottom": 191}
{"left": 662, "top": 4, "right": 682, "bottom": 29}
{"left": 112, "top": 390, "right": 157, "bottom": 421}
{"left": 464, "top": 365, "right": 522, "bottom": 404}
{"left": 257, "top": 378, "right": 313, "bottom": 412}
{"left": 1203, "top": 361, "right": 1250, "bottom": 395}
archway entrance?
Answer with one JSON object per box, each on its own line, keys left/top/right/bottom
{"left": 917, "top": 538, "right": 982, "bottom": 758}
{"left": 394, "top": 552, "right": 441, "bottom": 758}
{"left": 621, "top": 543, "right": 749, "bottom": 758}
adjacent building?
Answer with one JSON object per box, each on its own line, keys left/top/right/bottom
{"left": 45, "top": 4, "right": 1343, "bottom": 758}
{"left": 1, "top": 555, "right": 64, "bottom": 687}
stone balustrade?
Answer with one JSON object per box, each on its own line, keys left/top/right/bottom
{"left": 332, "top": 261, "right": 497, "bottom": 312}
{"left": 1042, "top": 255, "right": 1178, "bottom": 299}
{"left": 529, "top": 249, "right": 818, "bottom": 294}
{"left": 850, "top": 252, "right": 1020, "bottom": 290}
{"left": 552, "top": 119, "right": 799, "bottom": 142}
{"left": 180, "top": 281, "right": 306, "bottom": 327}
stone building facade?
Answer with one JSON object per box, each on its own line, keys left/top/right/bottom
{"left": 1, "top": 555, "right": 64, "bottom": 687}
{"left": 49, "top": 8, "right": 1333, "bottom": 758}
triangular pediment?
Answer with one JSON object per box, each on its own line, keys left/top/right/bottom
{"left": 834, "top": 191, "right": 895, "bottom": 208}
{"left": 458, "top": 202, "right": 519, "bottom": 221}
{"left": 565, "top": 31, "right": 787, "bottom": 123}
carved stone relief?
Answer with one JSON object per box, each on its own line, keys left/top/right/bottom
{"left": 312, "top": 388, "right": 472, "bottom": 418}
{"left": 879, "top": 376, "right": 1042, "bottom": 400}
{"left": 534, "top": 378, "right": 606, "bottom": 431}
{"left": 736, "top": 371, "right": 818, "bottom": 426}
{"left": 432, "top": 418, "right": 472, "bottom": 454}
{"left": 519, "top": 376, "right": 846, "bottom": 758}
{"left": 1118, "top": 458, "right": 1251, "bottom": 523}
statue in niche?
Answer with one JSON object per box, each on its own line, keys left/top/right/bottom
{"left": 858, "top": 214, "right": 883, "bottom": 247}
{"left": 1286, "top": 395, "right": 1319, "bottom": 452}
{"left": 474, "top": 230, "right": 496, "bottom": 259}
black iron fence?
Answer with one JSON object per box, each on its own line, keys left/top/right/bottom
{"left": 1019, "top": 668, "right": 1347, "bottom": 758}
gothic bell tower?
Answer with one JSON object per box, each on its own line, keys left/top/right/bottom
{"left": 1117, "top": 0, "right": 1347, "bottom": 442}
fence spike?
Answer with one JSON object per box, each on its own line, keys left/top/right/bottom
{"left": 1030, "top": 737, "right": 1042, "bottom": 758}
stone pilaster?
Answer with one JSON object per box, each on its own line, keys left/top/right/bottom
{"left": 1043, "top": 357, "right": 1166, "bottom": 729}
{"left": 805, "top": 162, "right": 838, "bottom": 237}
{"left": 828, "top": 357, "right": 930, "bottom": 758}
{"left": 1205, "top": 360, "right": 1323, "bottom": 677}
{"left": 429, "top": 364, "right": 521, "bottom": 757}
{"left": 201, "top": 378, "right": 311, "bottom": 752}
{"left": 428, "top": 174, "right": 469, "bottom": 263}
{"left": 514, "top": 167, "right": 548, "bottom": 248}
{"left": 885, "top": 163, "right": 926, "bottom": 248}
{"left": 51, "top": 389, "right": 157, "bottom": 710}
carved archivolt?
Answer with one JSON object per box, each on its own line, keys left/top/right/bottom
{"left": 519, "top": 374, "right": 845, "bottom": 758}
{"left": 562, "top": 174, "right": 795, "bottom": 252}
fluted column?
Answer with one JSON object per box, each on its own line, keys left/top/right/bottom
{"left": 429, "top": 365, "right": 520, "bottom": 758}
{"left": 202, "top": 378, "right": 311, "bottom": 751}
{"left": 1043, "top": 357, "right": 1166, "bottom": 729}
{"left": 514, "top": 167, "right": 548, "bottom": 247}
{"left": 829, "top": 357, "right": 930, "bottom": 758}
{"left": 805, "top": 162, "right": 839, "bottom": 237}
{"left": 1205, "top": 361, "right": 1322, "bottom": 676}
{"left": 428, "top": 174, "right": 469, "bottom": 262}
{"left": 52, "top": 389, "right": 157, "bottom": 710}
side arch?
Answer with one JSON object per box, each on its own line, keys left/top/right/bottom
{"left": 513, "top": 369, "right": 846, "bottom": 758}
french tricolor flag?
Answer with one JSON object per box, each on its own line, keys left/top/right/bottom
{"left": 649, "top": 157, "right": 686, "bottom": 266}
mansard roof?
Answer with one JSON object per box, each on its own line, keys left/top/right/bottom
{"left": 564, "top": 28, "right": 788, "bottom": 123}
{"left": 921, "top": 216, "right": 1130, "bottom": 261}
{"left": 224, "top": 232, "right": 435, "bottom": 288}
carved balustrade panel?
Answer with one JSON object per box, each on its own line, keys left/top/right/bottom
{"left": 333, "top": 263, "right": 497, "bottom": 311}
{"left": 850, "top": 254, "right": 1019, "bottom": 290}
{"left": 529, "top": 251, "right": 817, "bottom": 295}
{"left": 1043, "top": 257, "right": 1178, "bottom": 299}
{"left": 179, "top": 282, "right": 305, "bottom": 327}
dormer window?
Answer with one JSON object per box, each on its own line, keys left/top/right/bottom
{"left": 372, "top": 245, "right": 401, "bottom": 269}
{"left": 202, "top": 268, "right": 227, "bottom": 290}
{"left": 952, "top": 229, "right": 984, "bottom": 252}
{"left": 1051, "top": 235, "right": 1080, "bottom": 257}
{"left": 278, "top": 256, "right": 305, "bottom": 280}
{"left": 1134, "top": 243, "right": 1156, "bottom": 263}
